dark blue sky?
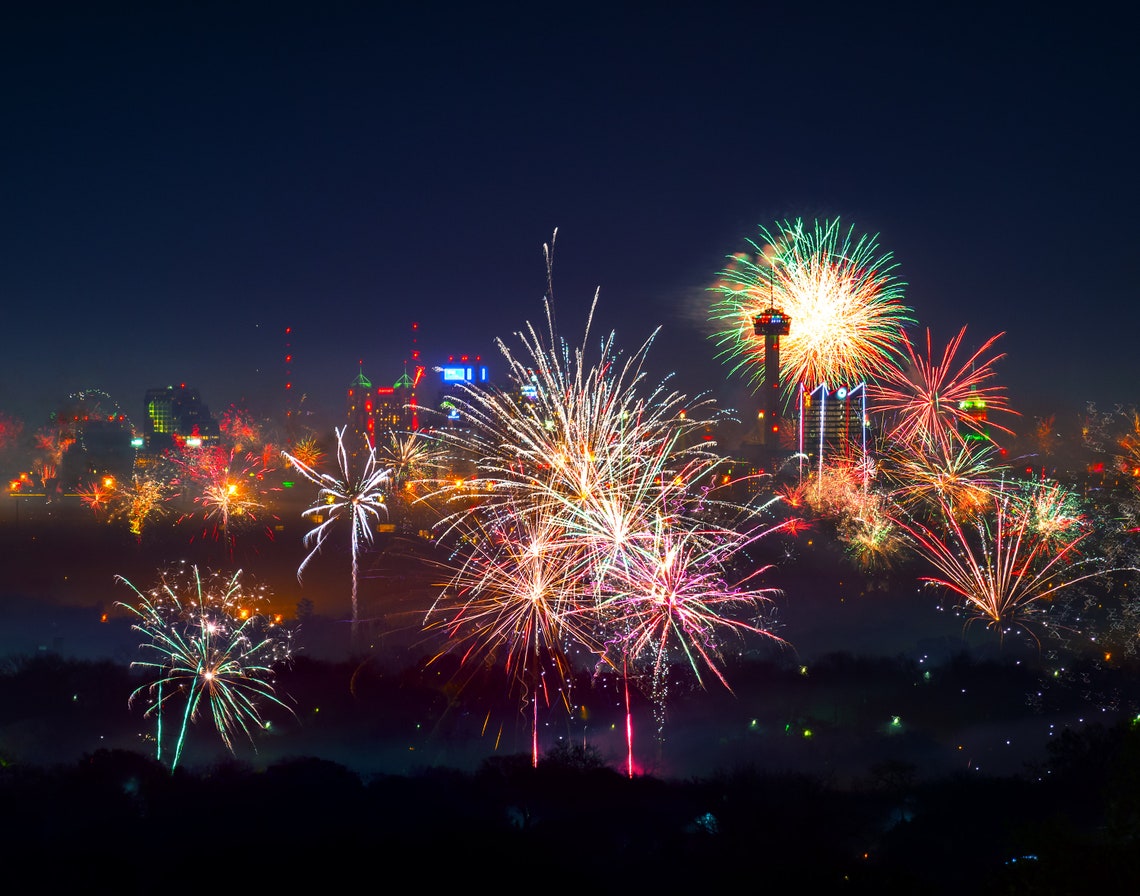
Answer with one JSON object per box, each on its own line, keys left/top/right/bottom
{"left": 1, "top": 3, "right": 1134, "bottom": 433}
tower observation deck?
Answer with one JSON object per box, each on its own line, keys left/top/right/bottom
{"left": 754, "top": 307, "right": 791, "bottom": 446}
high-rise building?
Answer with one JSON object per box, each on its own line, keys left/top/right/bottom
{"left": 798, "top": 383, "right": 869, "bottom": 462}
{"left": 142, "top": 384, "right": 219, "bottom": 451}
{"left": 433, "top": 354, "right": 490, "bottom": 429}
{"left": 346, "top": 365, "right": 423, "bottom": 450}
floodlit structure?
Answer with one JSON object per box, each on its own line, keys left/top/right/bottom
{"left": 798, "top": 382, "right": 869, "bottom": 476}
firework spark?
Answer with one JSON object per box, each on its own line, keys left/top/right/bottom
{"left": 709, "top": 217, "right": 913, "bottom": 398}
{"left": 116, "top": 565, "right": 295, "bottom": 769}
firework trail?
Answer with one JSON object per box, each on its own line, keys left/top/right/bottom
{"left": 282, "top": 425, "right": 392, "bottom": 635}
{"left": 870, "top": 325, "right": 1018, "bottom": 454}
{"left": 116, "top": 565, "right": 295, "bottom": 770}
{"left": 892, "top": 479, "right": 1135, "bottom": 646}
{"left": 709, "top": 217, "right": 913, "bottom": 399}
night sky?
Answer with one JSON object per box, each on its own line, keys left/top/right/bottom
{"left": 1, "top": 3, "right": 1134, "bottom": 433}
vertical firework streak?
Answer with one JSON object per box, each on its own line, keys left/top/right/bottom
{"left": 282, "top": 426, "right": 391, "bottom": 636}
{"left": 116, "top": 565, "right": 295, "bottom": 770}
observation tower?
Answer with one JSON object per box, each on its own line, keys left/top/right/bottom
{"left": 753, "top": 305, "right": 790, "bottom": 447}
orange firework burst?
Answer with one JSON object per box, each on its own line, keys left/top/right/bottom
{"left": 288, "top": 435, "right": 325, "bottom": 470}
{"left": 77, "top": 475, "right": 118, "bottom": 514}
{"left": 880, "top": 440, "right": 1007, "bottom": 520}
{"left": 108, "top": 472, "right": 172, "bottom": 538}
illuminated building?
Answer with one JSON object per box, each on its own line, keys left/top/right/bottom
{"left": 346, "top": 364, "right": 424, "bottom": 448}
{"left": 346, "top": 367, "right": 381, "bottom": 448}
{"left": 959, "top": 387, "right": 991, "bottom": 443}
{"left": 142, "top": 384, "right": 219, "bottom": 451}
{"left": 346, "top": 326, "right": 427, "bottom": 453}
{"left": 798, "top": 382, "right": 869, "bottom": 463}
{"left": 434, "top": 354, "right": 489, "bottom": 427}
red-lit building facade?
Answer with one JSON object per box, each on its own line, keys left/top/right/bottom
{"left": 346, "top": 365, "right": 424, "bottom": 449}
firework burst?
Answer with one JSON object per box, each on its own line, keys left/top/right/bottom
{"left": 76, "top": 475, "right": 118, "bottom": 515}
{"left": 709, "top": 217, "right": 913, "bottom": 398}
{"left": 116, "top": 565, "right": 295, "bottom": 770}
{"left": 892, "top": 481, "right": 1133, "bottom": 645}
{"left": 107, "top": 472, "right": 172, "bottom": 538}
{"left": 870, "top": 325, "right": 1018, "bottom": 453}
{"left": 288, "top": 435, "right": 325, "bottom": 470}
{"left": 375, "top": 430, "right": 450, "bottom": 528}
{"left": 417, "top": 241, "right": 789, "bottom": 767}
{"left": 167, "top": 446, "right": 278, "bottom": 553}
{"left": 593, "top": 514, "right": 785, "bottom": 703}
{"left": 879, "top": 439, "right": 1008, "bottom": 520}
{"left": 282, "top": 425, "right": 392, "bottom": 634}
{"left": 1011, "top": 476, "right": 1091, "bottom": 550}
{"left": 835, "top": 492, "right": 907, "bottom": 572}
{"left": 424, "top": 506, "right": 602, "bottom": 765}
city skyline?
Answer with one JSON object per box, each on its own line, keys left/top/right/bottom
{"left": 1, "top": 5, "right": 1134, "bottom": 432}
